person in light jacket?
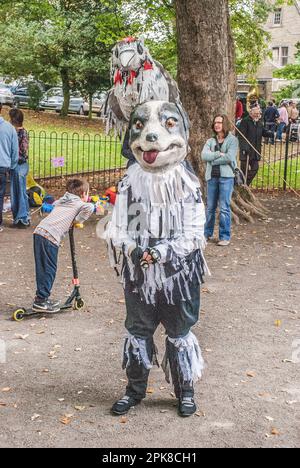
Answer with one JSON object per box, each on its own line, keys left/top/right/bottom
{"left": 201, "top": 114, "right": 238, "bottom": 246}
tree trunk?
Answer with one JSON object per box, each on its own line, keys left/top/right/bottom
{"left": 175, "top": 0, "right": 266, "bottom": 221}
{"left": 60, "top": 68, "right": 70, "bottom": 118}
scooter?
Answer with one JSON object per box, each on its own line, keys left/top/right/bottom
{"left": 12, "top": 227, "right": 85, "bottom": 321}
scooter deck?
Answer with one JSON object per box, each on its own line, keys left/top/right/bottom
{"left": 12, "top": 297, "right": 85, "bottom": 321}
{"left": 12, "top": 304, "right": 74, "bottom": 321}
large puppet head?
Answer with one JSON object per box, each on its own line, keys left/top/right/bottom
{"left": 111, "top": 37, "right": 151, "bottom": 73}
{"left": 129, "top": 101, "right": 190, "bottom": 174}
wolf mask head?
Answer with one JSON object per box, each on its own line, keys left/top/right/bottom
{"left": 129, "top": 101, "right": 190, "bottom": 174}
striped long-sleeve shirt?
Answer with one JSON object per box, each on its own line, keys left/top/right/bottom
{"left": 34, "top": 192, "right": 94, "bottom": 246}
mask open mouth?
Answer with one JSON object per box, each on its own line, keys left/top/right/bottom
{"left": 143, "top": 150, "right": 159, "bottom": 164}
{"left": 141, "top": 144, "right": 179, "bottom": 165}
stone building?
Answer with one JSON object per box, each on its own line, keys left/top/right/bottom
{"left": 256, "top": 1, "right": 300, "bottom": 99}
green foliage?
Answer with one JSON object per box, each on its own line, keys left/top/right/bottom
{"left": 0, "top": 0, "right": 125, "bottom": 115}
{"left": 27, "top": 82, "right": 44, "bottom": 110}
{"left": 274, "top": 83, "right": 300, "bottom": 103}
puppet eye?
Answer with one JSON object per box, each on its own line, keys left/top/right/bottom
{"left": 135, "top": 120, "right": 144, "bottom": 130}
{"left": 166, "top": 117, "right": 177, "bottom": 129}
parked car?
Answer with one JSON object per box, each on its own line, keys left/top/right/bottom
{"left": 0, "top": 84, "right": 14, "bottom": 106}
{"left": 39, "top": 88, "right": 86, "bottom": 115}
{"left": 82, "top": 92, "right": 107, "bottom": 117}
{"left": 12, "top": 82, "right": 44, "bottom": 108}
{"left": 39, "top": 87, "right": 64, "bottom": 111}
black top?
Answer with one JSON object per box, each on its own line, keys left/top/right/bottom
{"left": 211, "top": 139, "right": 223, "bottom": 178}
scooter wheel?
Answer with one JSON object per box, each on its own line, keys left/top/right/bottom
{"left": 74, "top": 298, "right": 85, "bottom": 310}
{"left": 12, "top": 309, "right": 26, "bottom": 322}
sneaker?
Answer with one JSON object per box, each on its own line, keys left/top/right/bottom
{"left": 178, "top": 396, "right": 197, "bottom": 417}
{"left": 111, "top": 395, "right": 141, "bottom": 415}
{"left": 217, "top": 240, "right": 230, "bottom": 247}
{"left": 15, "top": 221, "right": 30, "bottom": 229}
{"left": 32, "top": 299, "right": 60, "bottom": 313}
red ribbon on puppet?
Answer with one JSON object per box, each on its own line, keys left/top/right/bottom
{"left": 143, "top": 60, "right": 153, "bottom": 71}
{"left": 114, "top": 70, "right": 123, "bottom": 85}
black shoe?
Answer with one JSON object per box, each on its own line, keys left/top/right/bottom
{"left": 178, "top": 397, "right": 197, "bottom": 417}
{"left": 32, "top": 299, "right": 60, "bottom": 313}
{"left": 111, "top": 395, "right": 141, "bottom": 415}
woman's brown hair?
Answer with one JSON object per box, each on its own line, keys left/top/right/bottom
{"left": 211, "top": 114, "right": 231, "bottom": 138}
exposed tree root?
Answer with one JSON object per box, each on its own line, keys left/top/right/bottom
{"left": 231, "top": 198, "right": 254, "bottom": 223}
{"left": 230, "top": 185, "right": 268, "bottom": 223}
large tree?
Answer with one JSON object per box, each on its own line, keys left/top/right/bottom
{"left": 174, "top": 0, "right": 267, "bottom": 222}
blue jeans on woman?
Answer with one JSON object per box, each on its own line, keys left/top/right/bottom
{"left": 10, "top": 162, "right": 30, "bottom": 225}
{"left": 276, "top": 122, "right": 286, "bottom": 141}
{"left": 0, "top": 168, "right": 8, "bottom": 227}
{"left": 204, "top": 177, "right": 234, "bottom": 241}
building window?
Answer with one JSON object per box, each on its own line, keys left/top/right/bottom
{"left": 281, "top": 47, "right": 288, "bottom": 66}
{"left": 273, "top": 8, "right": 282, "bottom": 25}
{"left": 272, "top": 47, "right": 280, "bottom": 64}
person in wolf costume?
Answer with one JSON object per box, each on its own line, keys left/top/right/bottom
{"left": 104, "top": 101, "right": 207, "bottom": 417}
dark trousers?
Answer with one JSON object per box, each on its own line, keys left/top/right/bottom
{"left": 264, "top": 122, "right": 276, "bottom": 144}
{"left": 34, "top": 234, "right": 59, "bottom": 301}
{"left": 0, "top": 168, "right": 8, "bottom": 226}
{"left": 241, "top": 157, "right": 259, "bottom": 186}
{"left": 123, "top": 280, "right": 200, "bottom": 400}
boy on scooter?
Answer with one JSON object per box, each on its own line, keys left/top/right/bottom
{"left": 32, "top": 178, "right": 95, "bottom": 313}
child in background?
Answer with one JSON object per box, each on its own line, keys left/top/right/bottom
{"left": 32, "top": 178, "right": 94, "bottom": 313}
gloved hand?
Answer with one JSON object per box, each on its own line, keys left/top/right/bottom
{"left": 140, "top": 248, "right": 161, "bottom": 269}
{"left": 130, "top": 246, "right": 144, "bottom": 267}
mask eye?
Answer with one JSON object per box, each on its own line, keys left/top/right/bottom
{"left": 166, "top": 117, "right": 177, "bottom": 129}
{"left": 135, "top": 120, "right": 144, "bottom": 130}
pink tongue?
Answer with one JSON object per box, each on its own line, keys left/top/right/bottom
{"left": 143, "top": 151, "right": 159, "bottom": 164}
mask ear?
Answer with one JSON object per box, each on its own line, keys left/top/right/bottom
{"left": 137, "top": 41, "right": 144, "bottom": 55}
{"left": 175, "top": 103, "right": 190, "bottom": 138}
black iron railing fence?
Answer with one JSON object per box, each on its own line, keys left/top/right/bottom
{"left": 28, "top": 130, "right": 126, "bottom": 190}
{"left": 28, "top": 129, "right": 300, "bottom": 192}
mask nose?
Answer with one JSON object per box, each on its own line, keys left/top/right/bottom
{"left": 146, "top": 133, "right": 158, "bottom": 143}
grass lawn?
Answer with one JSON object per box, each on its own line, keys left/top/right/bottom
{"left": 1, "top": 107, "right": 126, "bottom": 179}
{"left": 254, "top": 156, "right": 300, "bottom": 191}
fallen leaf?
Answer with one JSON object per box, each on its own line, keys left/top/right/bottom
{"left": 14, "top": 334, "right": 29, "bottom": 340}
{"left": 74, "top": 406, "right": 85, "bottom": 411}
{"left": 275, "top": 320, "right": 282, "bottom": 327}
{"left": 271, "top": 428, "right": 280, "bottom": 436}
{"left": 120, "top": 416, "right": 127, "bottom": 424}
{"left": 1, "top": 388, "right": 11, "bottom": 393}
{"left": 60, "top": 413, "right": 73, "bottom": 425}
{"left": 247, "top": 371, "right": 256, "bottom": 378}
{"left": 58, "top": 398, "right": 65, "bottom": 402}
{"left": 0, "top": 402, "right": 7, "bottom": 407}
{"left": 146, "top": 388, "right": 155, "bottom": 394}
{"left": 31, "top": 414, "right": 41, "bottom": 421}
{"left": 265, "top": 416, "right": 274, "bottom": 422}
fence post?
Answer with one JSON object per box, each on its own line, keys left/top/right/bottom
{"left": 283, "top": 126, "right": 290, "bottom": 191}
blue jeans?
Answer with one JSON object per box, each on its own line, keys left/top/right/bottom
{"left": 34, "top": 234, "right": 59, "bottom": 301}
{"left": 10, "top": 162, "right": 30, "bottom": 225}
{"left": 204, "top": 177, "right": 234, "bottom": 241}
{"left": 0, "top": 168, "right": 8, "bottom": 226}
{"left": 276, "top": 122, "right": 286, "bottom": 141}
